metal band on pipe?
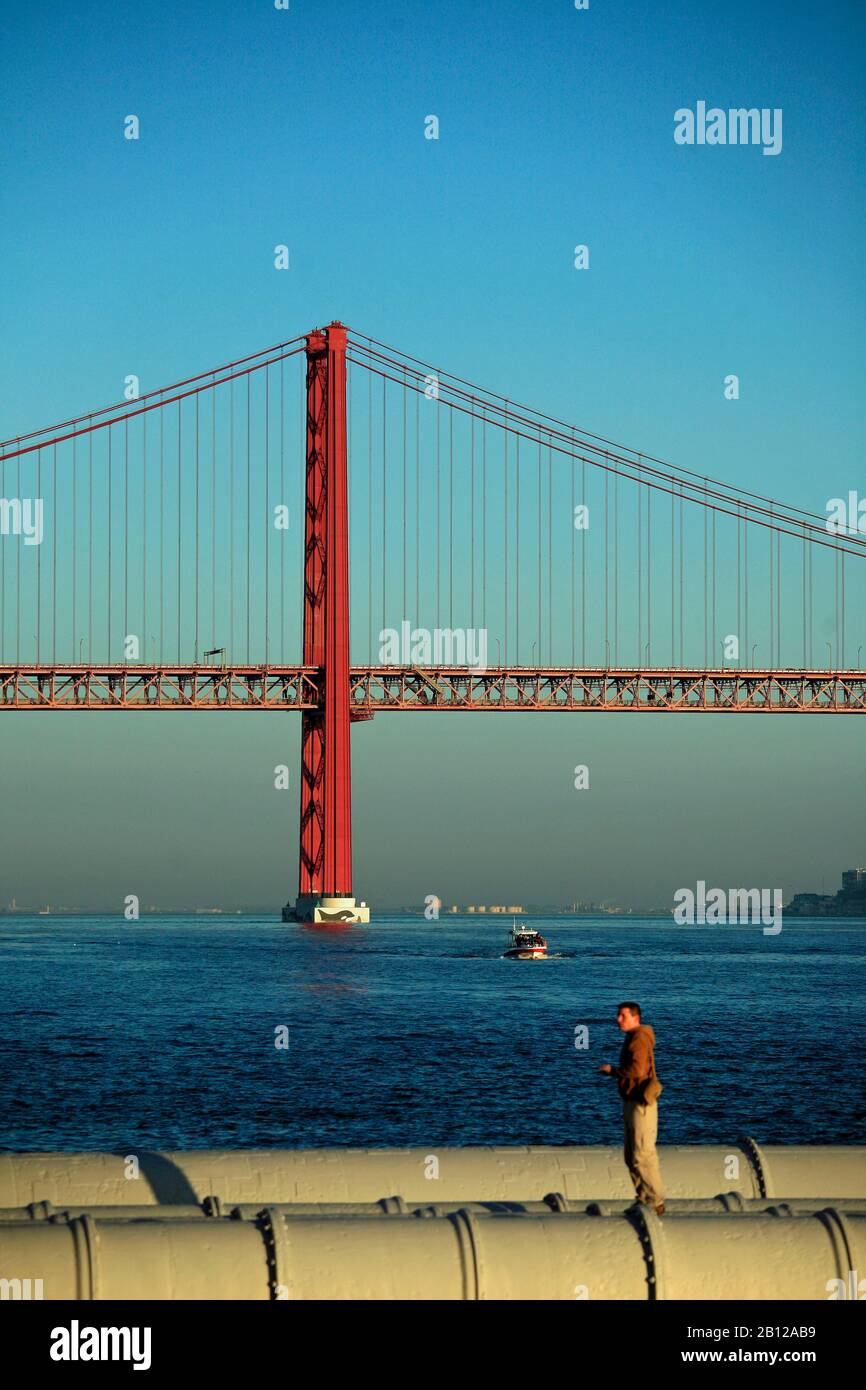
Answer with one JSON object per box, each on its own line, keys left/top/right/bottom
{"left": 259, "top": 1208, "right": 294, "bottom": 1301}
{"left": 814, "top": 1207, "right": 857, "bottom": 1287}
{"left": 738, "top": 1135, "right": 770, "bottom": 1197}
{"left": 68, "top": 1215, "right": 99, "bottom": 1301}
{"left": 626, "top": 1204, "right": 668, "bottom": 1301}
{"left": 449, "top": 1209, "right": 483, "bottom": 1300}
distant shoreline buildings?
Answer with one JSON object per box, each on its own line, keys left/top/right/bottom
{"left": 3, "top": 875, "right": 864, "bottom": 918}
{"left": 786, "top": 867, "right": 866, "bottom": 917}
{"left": 445, "top": 901, "right": 630, "bottom": 916}
{"left": 457, "top": 905, "right": 524, "bottom": 915}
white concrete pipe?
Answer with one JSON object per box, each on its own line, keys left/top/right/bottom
{"left": 1, "top": 1142, "right": 863, "bottom": 1208}
{"left": 0, "top": 1207, "right": 862, "bottom": 1300}
{"left": 1, "top": 1195, "right": 865, "bottom": 1221}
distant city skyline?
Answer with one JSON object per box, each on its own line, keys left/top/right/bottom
{"left": 4, "top": 860, "right": 863, "bottom": 918}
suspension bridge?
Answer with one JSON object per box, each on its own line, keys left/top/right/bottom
{"left": 1, "top": 321, "right": 863, "bottom": 922}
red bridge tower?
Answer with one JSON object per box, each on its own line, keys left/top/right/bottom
{"left": 283, "top": 322, "right": 370, "bottom": 925}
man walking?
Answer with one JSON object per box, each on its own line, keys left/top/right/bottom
{"left": 600, "top": 1001, "right": 665, "bottom": 1215}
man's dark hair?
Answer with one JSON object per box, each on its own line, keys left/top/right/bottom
{"left": 617, "top": 1001, "right": 641, "bottom": 1019}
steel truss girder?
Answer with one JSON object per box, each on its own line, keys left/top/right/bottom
{"left": 0, "top": 666, "right": 321, "bottom": 709}
{"left": 349, "top": 667, "right": 866, "bottom": 713}
{"left": 1, "top": 667, "right": 864, "bottom": 712}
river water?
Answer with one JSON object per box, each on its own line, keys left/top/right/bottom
{"left": 1, "top": 915, "right": 863, "bottom": 1150}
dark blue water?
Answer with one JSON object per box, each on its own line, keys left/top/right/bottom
{"left": 1, "top": 916, "right": 864, "bottom": 1150}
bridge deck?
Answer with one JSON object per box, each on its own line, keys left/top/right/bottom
{"left": 1, "top": 665, "right": 864, "bottom": 711}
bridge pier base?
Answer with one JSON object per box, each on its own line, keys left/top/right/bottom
{"left": 283, "top": 894, "right": 370, "bottom": 926}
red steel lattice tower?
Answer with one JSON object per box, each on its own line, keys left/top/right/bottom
{"left": 283, "top": 322, "right": 369, "bottom": 925}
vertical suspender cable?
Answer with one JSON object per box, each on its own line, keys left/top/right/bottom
{"left": 37, "top": 447, "right": 42, "bottom": 660}
{"left": 841, "top": 552, "right": 845, "bottom": 668}
{"left": 264, "top": 365, "right": 269, "bottom": 663}
{"left": 367, "top": 342, "right": 372, "bottom": 659}
{"left": 449, "top": 408, "right": 454, "bottom": 630}
{"left": 515, "top": 434, "right": 520, "bottom": 662}
{"left": 124, "top": 418, "right": 129, "bottom": 655}
{"left": 744, "top": 503, "right": 749, "bottom": 668}
{"left": 403, "top": 368, "right": 407, "bottom": 623}
{"left": 435, "top": 379, "right": 440, "bottom": 632}
{"left": 711, "top": 507, "right": 715, "bottom": 666}
{"left": 604, "top": 466, "right": 609, "bottom": 663}
{"left": 739, "top": 505, "right": 745, "bottom": 667}
{"left": 195, "top": 395, "right": 200, "bottom": 661}
{"left": 703, "top": 495, "right": 707, "bottom": 668}
{"left": 678, "top": 483, "right": 683, "bottom": 666}
{"left": 834, "top": 545, "right": 839, "bottom": 667}
{"left": 540, "top": 434, "right": 544, "bottom": 665}
{"left": 581, "top": 452, "right": 586, "bottom": 666}
{"left": 159, "top": 409, "right": 164, "bottom": 662}
{"left": 780, "top": 528, "right": 784, "bottom": 666}
{"left": 772, "top": 508, "right": 778, "bottom": 669}
{"left": 671, "top": 481, "right": 675, "bottom": 668}
{"left": 802, "top": 523, "right": 806, "bottom": 669}
{"left": 17, "top": 447, "right": 22, "bottom": 661}
{"left": 548, "top": 444, "right": 552, "bottom": 664}
{"left": 108, "top": 429, "right": 112, "bottom": 660}
{"left": 178, "top": 401, "right": 183, "bottom": 663}
{"left": 614, "top": 470, "right": 619, "bottom": 667}
{"left": 637, "top": 473, "right": 642, "bottom": 664}
{"left": 504, "top": 403, "right": 508, "bottom": 665}
{"left": 570, "top": 432, "right": 574, "bottom": 667}
{"left": 470, "top": 405, "right": 475, "bottom": 631}
{"left": 482, "top": 408, "right": 487, "bottom": 638}
{"left": 808, "top": 532, "right": 812, "bottom": 665}
{"left": 0, "top": 452, "right": 6, "bottom": 656}
{"left": 52, "top": 443, "right": 57, "bottom": 664}
{"left": 214, "top": 383, "right": 218, "bottom": 658}
{"left": 213, "top": 378, "right": 217, "bottom": 654}
{"left": 246, "top": 375, "right": 251, "bottom": 663}
{"left": 0, "top": 450, "right": 4, "bottom": 658}
{"left": 647, "top": 485, "right": 652, "bottom": 663}
{"left": 143, "top": 413, "right": 148, "bottom": 660}
{"left": 419, "top": 380, "right": 422, "bottom": 619}
{"left": 382, "top": 377, "right": 387, "bottom": 640}
{"left": 281, "top": 360, "right": 288, "bottom": 659}
{"left": 73, "top": 435, "right": 77, "bottom": 662}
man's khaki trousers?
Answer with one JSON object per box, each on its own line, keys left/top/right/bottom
{"left": 623, "top": 1097, "right": 664, "bottom": 1207}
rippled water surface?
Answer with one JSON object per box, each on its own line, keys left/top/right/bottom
{"left": 1, "top": 915, "right": 864, "bottom": 1150}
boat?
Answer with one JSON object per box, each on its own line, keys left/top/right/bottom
{"left": 503, "top": 920, "right": 549, "bottom": 959}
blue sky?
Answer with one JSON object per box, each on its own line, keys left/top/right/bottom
{"left": 0, "top": 0, "right": 863, "bottom": 911}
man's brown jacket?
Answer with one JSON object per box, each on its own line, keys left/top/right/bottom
{"left": 613, "top": 1024, "right": 657, "bottom": 1102}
